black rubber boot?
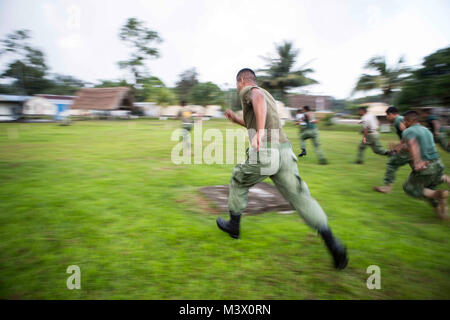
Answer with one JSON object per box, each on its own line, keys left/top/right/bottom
{"left": 216, "top": 212, "right": 241, "bottom": 239}
{"left": 318, "top": 228, "right": 349, "bottom": 270}
{"left": 298, "top": 148, "right": 307, "bottom": 157}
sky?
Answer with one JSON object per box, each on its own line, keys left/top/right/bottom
{"left": 0, "top": 0, "right": 449, "bottom": 99}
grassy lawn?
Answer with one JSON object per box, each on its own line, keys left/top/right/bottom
{"left": 0, "top": 119, "right": 449, "bottom": 299}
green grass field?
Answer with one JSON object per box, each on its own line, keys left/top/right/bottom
{"left": 0, "top": 119, "right": 449, "bottom": 299}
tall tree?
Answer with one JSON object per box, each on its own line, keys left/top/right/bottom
{"left": 396, "top": 47, "right": 450, "bottom": 110}
{"left": 175, "top": 68, "right": 198, "bottom": 103}
{"left": 257, "top": 41, "right": 317, "bottom": 102}
{"left": 353, "top": 55, "right": 410, "bottom": 103}
{"left": 0, "top": 30, "right": 51, "bottom": 95}
{"left": 118, "top": 17, "right": 162, "bottom": 86}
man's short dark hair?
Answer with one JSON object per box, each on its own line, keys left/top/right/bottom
{"left": 403, "top": 110, "right": 419, "bottom": 122}
{"left": 303, "top": 106, "right": 310, "bottom": 111}
{"left": 236, "top": 68, "right": 256, "bottom": 82}
{"left": 386, "top": 106, "right": 399, "bottom": 115}
{"left": 358, "top": 106, "right": 368, "bottom": 112}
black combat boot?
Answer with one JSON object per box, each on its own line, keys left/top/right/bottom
{"left": 216, "top": 212, "right": 241, "bottom": 239}
{"left": 318, "top": 228, "right": 349, "bottom": 270}
{"left": 298, "top": 148, "right": 307, "bottom": 157}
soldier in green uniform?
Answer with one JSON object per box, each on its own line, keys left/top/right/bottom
{"left": 421, "top": 108, "right": 449, "bottom": 152}
{"left": 374, "top": 107, "right": 411, "bottom": 193}
{"left": 355, "top": 107, "right": 390, "bottom": 164}
{"left": 298, "top": 106, "right": 328, "bottom": 165}
{"left": 401, "top": 110, "right": 448, "bottom": 219}
{"left": 216, "top": 68, "right": 348, "bottom": 269}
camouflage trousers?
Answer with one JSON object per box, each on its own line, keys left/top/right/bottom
{"left": 228, "top": 142, "right": 329, "bottom": 231}
{"left": 300, "top": 128, "right": 327, "bottom": 162}
{"left": 434, "top": 132, "right": 449, "bottom": 152}
{"left": 383, "top": 151, "right": 411, "bottom": 185}
{"left": 357, "top": 133, "right": 388, "bottom": 163}
{"left": 403, "top": 159, "right": 445, "bottom": 206}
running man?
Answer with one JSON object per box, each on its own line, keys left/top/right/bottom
{"left": 217, "top": 68, "right": 348, "bottom": 269}
{"left": 355, "top": 106, "right": 390, "bottom": 164}
{"left": 374, "top": 107, "right": 411, "bottom": 193}
{"left": 401, "top": 110, "right": 449, "bottom": 219}
{"left": 421, "top": 108, "right": 449, "bottom": 152}
{"left": 299, "top": 106, "right": 328, "bottom": 165}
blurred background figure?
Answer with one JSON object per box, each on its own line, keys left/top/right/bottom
{"left": 355, "top": 106, "right": 390, "bottom": 164}
{"left": 298, "top": 105, "right": 328, "bottom": 165}
{"left": 421, "top": 108, "right": 449, "bottom": 152}
{"left": 178, "top": 100, "right": 193, "bottom": 150}
{"left": 374, "top": 107, "right": 409, "bottom": 194}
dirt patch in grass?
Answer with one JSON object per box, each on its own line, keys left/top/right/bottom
{"left": 176, "top": 192, "right": 222, "bottom": 215}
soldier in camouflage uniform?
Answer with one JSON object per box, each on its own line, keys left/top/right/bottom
{"left": 401, "top": 110, "right": 449, "bottom": 219}
{"left": 298, "top": 106, "right": 328, "bottom": 165}
{"left": 374, "top": 107, "right": 411, "bottom": 193}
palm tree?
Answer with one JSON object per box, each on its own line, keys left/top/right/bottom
{"left": 257, "top": 41, "right": 317, "bottom": 102}
{"left": 353, "top": 55, "right": 410, "bottom": 102}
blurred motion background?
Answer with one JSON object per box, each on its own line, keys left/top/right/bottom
{"left": 0, "top": 0, "right": 449, "bottom": 299}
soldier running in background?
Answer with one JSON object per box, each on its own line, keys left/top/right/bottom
{"left": 421, "top": 108, "right": 449, "bottom": 152}
{"left": 298, "top": 106, "right": 328, "bottom": 165}
{"left": 374, "top": 107, "right": 410, "bottom": 193}
{"left": 355, "top": 106, "right": 390, "bottom": 164}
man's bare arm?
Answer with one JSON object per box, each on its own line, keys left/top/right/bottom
{"left": 225, "top": 109, "right": 245, "bottom": 127}
{"left": 250, "top": 88, "right": 267, "bottom": 150}
{"left": 250, "top": 88, "right": 267, "bottom": 132}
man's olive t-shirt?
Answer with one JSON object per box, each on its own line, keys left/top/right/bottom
{"left": 239, "top": 85, "right": 289, "bottom": 144}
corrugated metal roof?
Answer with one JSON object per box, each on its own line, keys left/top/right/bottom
{"left": 0, "top": 95, "right": 32, "bottom": 102}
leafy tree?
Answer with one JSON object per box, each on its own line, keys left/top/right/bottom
{"left": 118, "top": 17, "right": 162, "bottom": 85}
{"left": 257, "top": 41, "right": 317, "bottom": 102}
{"left": 140, "top": 76, "right": 177, "bottom": 106}
{"left": 175, "top": 68, "right": 198, "bottom": 103}
{"left": 0, "top": 30, "right": 52, "bottom": 95}
{"left": 188, "top": 82, "right": 224, "bottom": 106}
{"left": 94, "top": 79, "right": 132, "bottom": 88}
{"left": 395, "top": 47, "right": 450, "bottom": 110}
{"left": 354, "top": 55, "right": 410, "bottom": 103}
